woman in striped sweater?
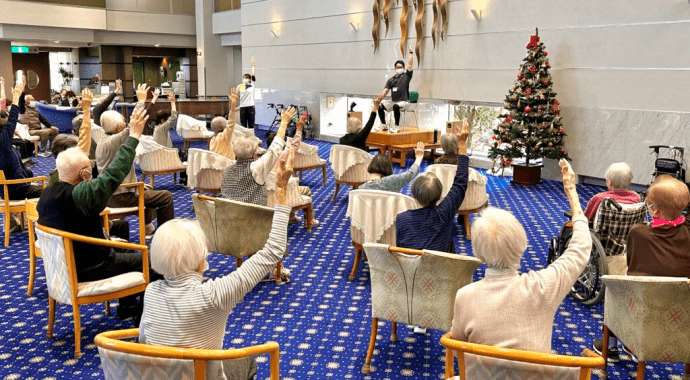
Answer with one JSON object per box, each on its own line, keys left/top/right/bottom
{"left": 139, "top": 145, "right": 296, "bottom": 380}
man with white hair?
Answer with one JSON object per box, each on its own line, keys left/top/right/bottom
{"left": 37, "top": 107, "right": 158, "bottom": 320}
{"left": 339, "top": 97, "right": 380, "bottom": 151}
{"left": 584, "top": 162, "right": 640, "bottom": 220}
{"left": 96, "top": 84, "right": 175, "bottom": 236}
{"left": 395, "top": 122, "right": 470, "bottom": 253}
{"left": 220, "top": 106, "right": 296, "bottom": 205}
{"left": 139, "top": 145, "right": 295, "bottom": 380}
{"left": 450, "top": 160, "right": 592, "bottom": 377}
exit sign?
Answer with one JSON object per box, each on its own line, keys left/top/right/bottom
{"left": 12, "top": 46, "right": 30, "bottom": 53}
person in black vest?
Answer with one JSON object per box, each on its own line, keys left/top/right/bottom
{"left": 37, "top": 107, "right": 160, "bottom": 320}
{"left": 376, "top": 44, "right": 414, "bottom": 132}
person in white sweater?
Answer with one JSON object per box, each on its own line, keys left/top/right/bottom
{"left": 450, "top": 159, "right": 592, "bottom": 377}
{"left": 139, "top": 145, "right": 295, "bottom": 380}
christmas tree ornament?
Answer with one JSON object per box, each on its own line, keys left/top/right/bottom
{"left": 524, "top": 106, "right": 532, "bottom": 113}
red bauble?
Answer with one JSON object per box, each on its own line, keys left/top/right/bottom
{"left": 543, "top": 51, "right": 548, "bottom": 56}
{"left": 525, "top": 88, "right": 532, "bottom": 95}
{"left": 524, "top": 106, "right": 532, "bottom": 113}
{"left": 560, "top": 148, "right": 564, "bottom": 153}
{"left": 518, "top": 73, "right": 523, "bottom": 79}
{"left": 558, "top": 128, "right": 564, "bottom": 133}
{"left": 542, "top": 80, "right": 548, "bottom": 85}
{"left": 511, "top": 141, "right": 516, "bottom": 145}
{"left": 498, "top": 140, "right": 503, "bottom": 144}
{"left": 548, "top": 142, "right": 554, "bottom": 147}
{"left": 521, "top": 78, "right": 527, "bottom": 83}
{"left": 506, "top": 115, "right": 513, "bottom": 122}
{"left": 491, "top": 135, "right": 496, "bottom": 140}
{"left": 529, "top": 66, "right": 537, "bottom": 73}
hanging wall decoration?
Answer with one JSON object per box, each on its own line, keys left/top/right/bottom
{"left": 372, "top": 0, "right": 381, "bottom": 53}
{"left": 440, "top": 0, "right": 449, "bottom": 40}
{"left": 414, "top": 0, "right": 424, "bottom": 66}
{"left": 400, "top": 0, "right": 410, "bottom": 57}
{"left": 431, "top": 0, "right": 440, "bottom": 48}
{"left": 383, "top": 0, "right": 392, "bottom": 36}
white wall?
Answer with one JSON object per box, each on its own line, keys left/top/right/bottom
{"left": 241, "top": 0, "right": 690, "bottom": 183}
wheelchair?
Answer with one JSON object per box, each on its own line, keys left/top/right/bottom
{"left": 547, "top": 198, "right": 647, "bottom": 305}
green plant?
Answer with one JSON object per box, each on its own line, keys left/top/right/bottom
{"left": 58, "top": 67, "right": 74, "bottom": 87}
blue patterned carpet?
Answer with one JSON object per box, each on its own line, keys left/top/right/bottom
{"left": 0, "top": 129, "right": 685, "bottom": 380}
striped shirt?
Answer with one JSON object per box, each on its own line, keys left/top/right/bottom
{"left": 139, "top": 205, "right": 290, "bottom": 380}
{"left": 359, "top": 163, "right": 420, "bottom": 192}
{"left": 395, "top": 155, "right": 469, "bottom": 252}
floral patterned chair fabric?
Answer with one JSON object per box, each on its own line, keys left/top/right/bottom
{"left": 602, "top": 275, "right": 690, "bottom": 367}
{"left": 98, "top": 347, "right": 195, "bottom": 380}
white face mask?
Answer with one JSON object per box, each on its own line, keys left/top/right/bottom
{"left": 396, "top": 68, "right": 405, "bottom": 75}
{"left": 28, "top": 101, "right": 36, "bottom": 108}
{"left": 243, "top": 78, "right": 250, "bottom": 85}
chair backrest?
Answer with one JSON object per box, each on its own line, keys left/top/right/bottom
{"left": 347, "top": 189, "right": 418, "bottom": 246}
{"left": 35, "top": 225, "right": 74, "bottom": 305}
{"left": 328, "top": 145, "right": 372, "bottom": 182}
{"left": 425, "top": 164, "right": 489, "bottom": 210}
{"left": 186, "top": 148, "right": 234, "bottom": 190}
{"left": 95, "top": 329, "right": 280, "bottom": 380}
{"left": 177, "top": 114, "right": 209, "bottom": 138}
{"left": 602, "top": 275, "right": 690, "bottom": 363}
{"left": 192, "top": 194, "right": 276, "bottom": 259}
{"left": 592, "top": 198, "right": 646, "bottom": 257}
{"left": 287, "top": 137, "right": 322, "bottom": 168}
{"left": 137, "top": 139, "right": 185, "bottom": 172}
{"left": 91, "top": 125, "right": 107, "bottom": 145}
{"left": 440, "top": 333, "right": 604, "bottom": 380}
{"left": 364, "top": 243, "right": 481, "bottom": 331}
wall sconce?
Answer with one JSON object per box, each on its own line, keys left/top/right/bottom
{"left": 270, "top": 28, "right": 280, "bottom": 38}
{"left": 349, "top": 21, "right": 359, "bottom": 32}
{"left": 471, "top": 9, "right": 482, "bottom": 21}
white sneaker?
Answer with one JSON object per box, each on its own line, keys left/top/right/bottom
{"left": 38, "top": 151, "right": 52, "bottom": 157}
{"left": 413, "top": 326, "right": 427, "bottom": 334}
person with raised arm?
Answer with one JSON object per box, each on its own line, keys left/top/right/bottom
{"left": 376, "top": 44, "right": 414, "bottom": 132}
{"left": 236, "top": 56, "right": 257, "bottom": 129}
{"left": 210, "top": 89, "right": 239, "bottom": 160}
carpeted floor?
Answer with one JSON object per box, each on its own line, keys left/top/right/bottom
{"left": 0, "top": 129, "right": 685, "bottom": 380}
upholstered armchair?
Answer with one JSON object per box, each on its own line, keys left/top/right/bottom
{"left": 1, "top": 170, "right": 46, "bottom": 247}
{"left": 601, "top": 275, "right": 690, "bottom": 380}
{"left": 95, "top": 329, "right": 280, "bottom": 380}
{"left": 186, "top": 148, "right": 234, "bottom": 195}
{"left": 361, "top": 243, "right": 481, "bottom": 374}
{"left": 136, "top": 138, "right": 187, "bottom": 188}
{"left": 425, "top": 165, "right": 489, "bottom": 240}
{"left": 346, "top": 189, "right": 417, "bottom": 280}
{"left": 35, "top": 224, "right": 149, "bottom": 359}
{"left": 177, "top": 114, "right": 214, "bottom": 152}
{"left": 191, "top": 194, "right": 287, "bottom": 283}
{"left": 287, "top": 137, "right": 326, "bottom": 185}
{"left": 266, "top": 174, "right": 314, "bottom": 233}
{"left": 328, "top": 144, "right": 372, "bottom": 202}
{"left": 440, "top": 333, "right": 604, "bottom": 380}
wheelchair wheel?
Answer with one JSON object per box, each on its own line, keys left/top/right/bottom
{"left": 569, "top": 231, "right": 607, "bottom": 306}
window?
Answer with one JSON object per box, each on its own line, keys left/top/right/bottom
{"left": 453, "top": 103, "right": 503, "bottom": 154}
{"left": 215, "top": 0, "right": 241, "bottom": 12}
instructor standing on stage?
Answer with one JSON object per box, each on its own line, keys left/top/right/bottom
{"left": 377, "top": 44, "right": 414, "bottom": 133}
{"left": 237, "top": 57, "right": 257, "bottom": 129}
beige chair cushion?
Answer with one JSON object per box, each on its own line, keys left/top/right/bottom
{"left": 78, "top": 272, "right": 146, "bottom": 297}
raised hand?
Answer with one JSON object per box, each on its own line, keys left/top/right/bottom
{"left": 128, "top": 106, "right": 149, "bottom": 139}
{"left": 274, "top": 145, "right": 296, "bottom": 205}
{"left": 408, "top": 44, "right": 413, "bottom": 53}
{"left": 81, "top": 87, "right": 93, "bottom": 111}
{"left": 457, "top": 119, "right": 470, "bottom": 155}
{"left": 167, "top": 90, "right": 176, "bottom": 103}
{"left": 136, "top": 83, "right": 149, "bottom": 103}
{"left": 251, "top": 56, "right": 255, "bottom": 66}
{"left": 559, "top": 159, "right": 582, "bottom": 215}
{"left": 115, "top": 79, "right": 122, "bottom": 94}
{"left": 229, "top": 88, "right": 239, "bottom": 106}
{"left": 0, "top": 77, "right": 4, "bottom": 87}
{"left": 414, "top": 141, "right": 425, "bottom": 160}
{"left": 281, "top": 106, "right": 296, "bottom": 123}
{"left": 152, "top": 88, "right": 161, "bottom": 102}
{"left": 12, "top": 81, "right": 25, "bottom": 104}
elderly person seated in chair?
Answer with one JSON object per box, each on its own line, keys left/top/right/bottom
{"left": 360, "top": 141, "right": 424, "bottom": 192}
{"left": 210, "top": 90, "right": 239, "bottom": 160}
{"left": 450, "top": 160, "right": 592, "bottom": 376}
{"left": 395, "top": 123, "right": 470, "bottom": 253}
{"left": 37, "top": 107, "right": 161, "bottom": 321}
{"left": 339, "top": 97, "right": 380, "bottom": 151}
{"left": 584, "top": 162, "right": 640, "bottom": 221}
{"left": 434, "top": 133, "right": 459, "bottom": 165}
{"left": 139, "top": 151, "right": 293, "bottom": 380}
{"left": 97, "top": 84, "right": 175, "bottom": 237}
{"left": 19, "top": 94, "right": 59, "bottom": 157}
{"left": 592, "top": 175, "right": 690, "bottom": 368}
{"left": 220, "top": 106, "right": 295, "bottom": 205}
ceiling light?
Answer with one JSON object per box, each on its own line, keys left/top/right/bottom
{"left": 54, "top": 40, "right": 60, "bottom": 43}
{"left": 154, "top": 44, "right": 160, "bottom": 47}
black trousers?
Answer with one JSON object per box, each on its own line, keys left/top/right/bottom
{"left": 8, "top": 184, "right": 43, "bottom": 200}
{"left": 240, "top": 106, "right": 256, "bottom": 129}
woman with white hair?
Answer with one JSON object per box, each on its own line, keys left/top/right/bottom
{"left": 450, "top": 159, "right": 592, "bottom": 375}
{"left": 139, "top": 149, "right": 294, "bottom": 380}
{"left": 210, "top": 90, "right": 239, "bottom": 160}
{"left": 434, "top": 133, "right": 459, "bottom": 164}
{"left": 584, "top": 162, "right": 640, "bottom": 220}
{"left": 339, "top": 98, "right": 381, "bottom": 151}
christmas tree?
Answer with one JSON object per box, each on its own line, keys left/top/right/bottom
{"left": 489, "top": 29, "right": 568, "bottom": 169}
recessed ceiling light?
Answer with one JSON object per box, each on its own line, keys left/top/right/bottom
{"left": 154, "top": 44, "right": 160, "bottom": 47}
{"left": 54, "top": 40, "right": 60, "bottom": 43}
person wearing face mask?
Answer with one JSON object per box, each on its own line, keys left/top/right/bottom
{"left": 236, "top": 57, "right": 257, "bottom": 129}
{"left": 376, "top": 44, "right": 415, "bottom": 132}
{"left": 19, "top": 94, "right": 59, "bottom": 157}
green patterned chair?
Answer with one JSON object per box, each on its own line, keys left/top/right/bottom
{"left": 601, "top": 275, "right": 690, "bottom": 380}
{"left": 361, "top": 243, "right": 481, "bottom": 374}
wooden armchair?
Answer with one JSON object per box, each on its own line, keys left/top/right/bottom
{"left": 137, "top": 139, "right": 187, "bottom": 188}
{"left": 328, "top": 145, "right": 372, "bottom": 202}
{"left": 266, "top": 174, "right": 314, "bottom": 233}
{"left": 361, "top": 243, "right": 481, "bottom": 374}
{"left": 288, "top": 137, "right": 327, "bottom": 185}
{"left": 346, "top": 189, "right": 417, "bottom": 280}
{"left": 1, "top": 170, "right": 46, "bottom": 247}
{"left": 601, "top": 275, "right": 690, "bottom": 380}
{"left": 35, "top": 224, "right": 150, "bottom": 359}
{"left": 186, "top": 148, "right": 234, "bottom": 196}
{"left": 104, "top": 182, "right": 146, "bottom": 245}
{"left": 425, "top": 165, "right": 489, "bottom": 240}
{"left": 95, "top": 329, "right": 280, "bottom": 380}
{"left": 440, "top": 333, "right": 604, "bottom": 380}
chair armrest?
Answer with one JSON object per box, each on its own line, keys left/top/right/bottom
{"left": 1, "top": 176, "right": 47, "bottom": 186}
{"left": 119, "top": 182, "right": 145, "bottom": 191}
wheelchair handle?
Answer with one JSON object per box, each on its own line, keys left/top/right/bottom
{"left": 603, "top": 198, "right": 623, "bottom": 211}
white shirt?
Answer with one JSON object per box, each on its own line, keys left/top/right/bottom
{"left": 236, "top": 83, "right": 255, "bottom": 108}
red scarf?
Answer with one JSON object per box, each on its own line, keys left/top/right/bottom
{"left": 651, "top": 216, "right": 685, "bottom": 228}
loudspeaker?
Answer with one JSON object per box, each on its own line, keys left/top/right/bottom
{"left": 446, "top": 121, "right": 461, "bottom": 135}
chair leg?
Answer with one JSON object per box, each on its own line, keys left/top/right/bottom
{"left": 602, "top": 325, "right": 610, "bottom": 375}
{"left": 47, "top": 297, "right": 56, "bottom": 339}
{"left": 464, "top": 214, "right": 472, "bottom": 240}
{"left": 636, "top": 361, "right": 645, "bottom": 380}
{"left": 141, "top": 173, "right": 147, "bottom": 185}
{"left": 299, "top": 170, "right": 303, "bottom": 181}
{"left": 390, "top": 321, "right": 398, "bottom": 342}
{"left": 72, "top": 303, "right": 83, "bottom": 359}
{"left": 174, "top": 172, "right": 177, "bottom": 184}
{"left": 105, "top": 300, "right": 111, "bottom": 316}
{"left": 183, "top": 140, "right": 190, "bottom": 152}
{"left": 4, "top": 211, "right": 9, "bottom": 247}
{"left": 305, "top": 205, "right": 313, "bottom": 233}
{"left": 150, "top": 175, "right": 155, "bottom": 188}
{"left": 275, "top": 261, "right": 283, "bottom": 284}
{"left": 331, "top": 183, "right": 340, "bottom": 202}
{"left": 362, "top": 318, "right": 378, "bottom": 374}
{"left": 27, "top": 245, "right": 36, "bottom": 296}
{"left": 236, "top": 257, "right": 243, "bottom": 268}
{"left": 349, "top": 248, "right": 362, "bottom": 281}
{"left": 321, "top": 165, "right": 326, "bottom": 186}
{"left": 19, "top": 213, "right": 25, "bottom": 232}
